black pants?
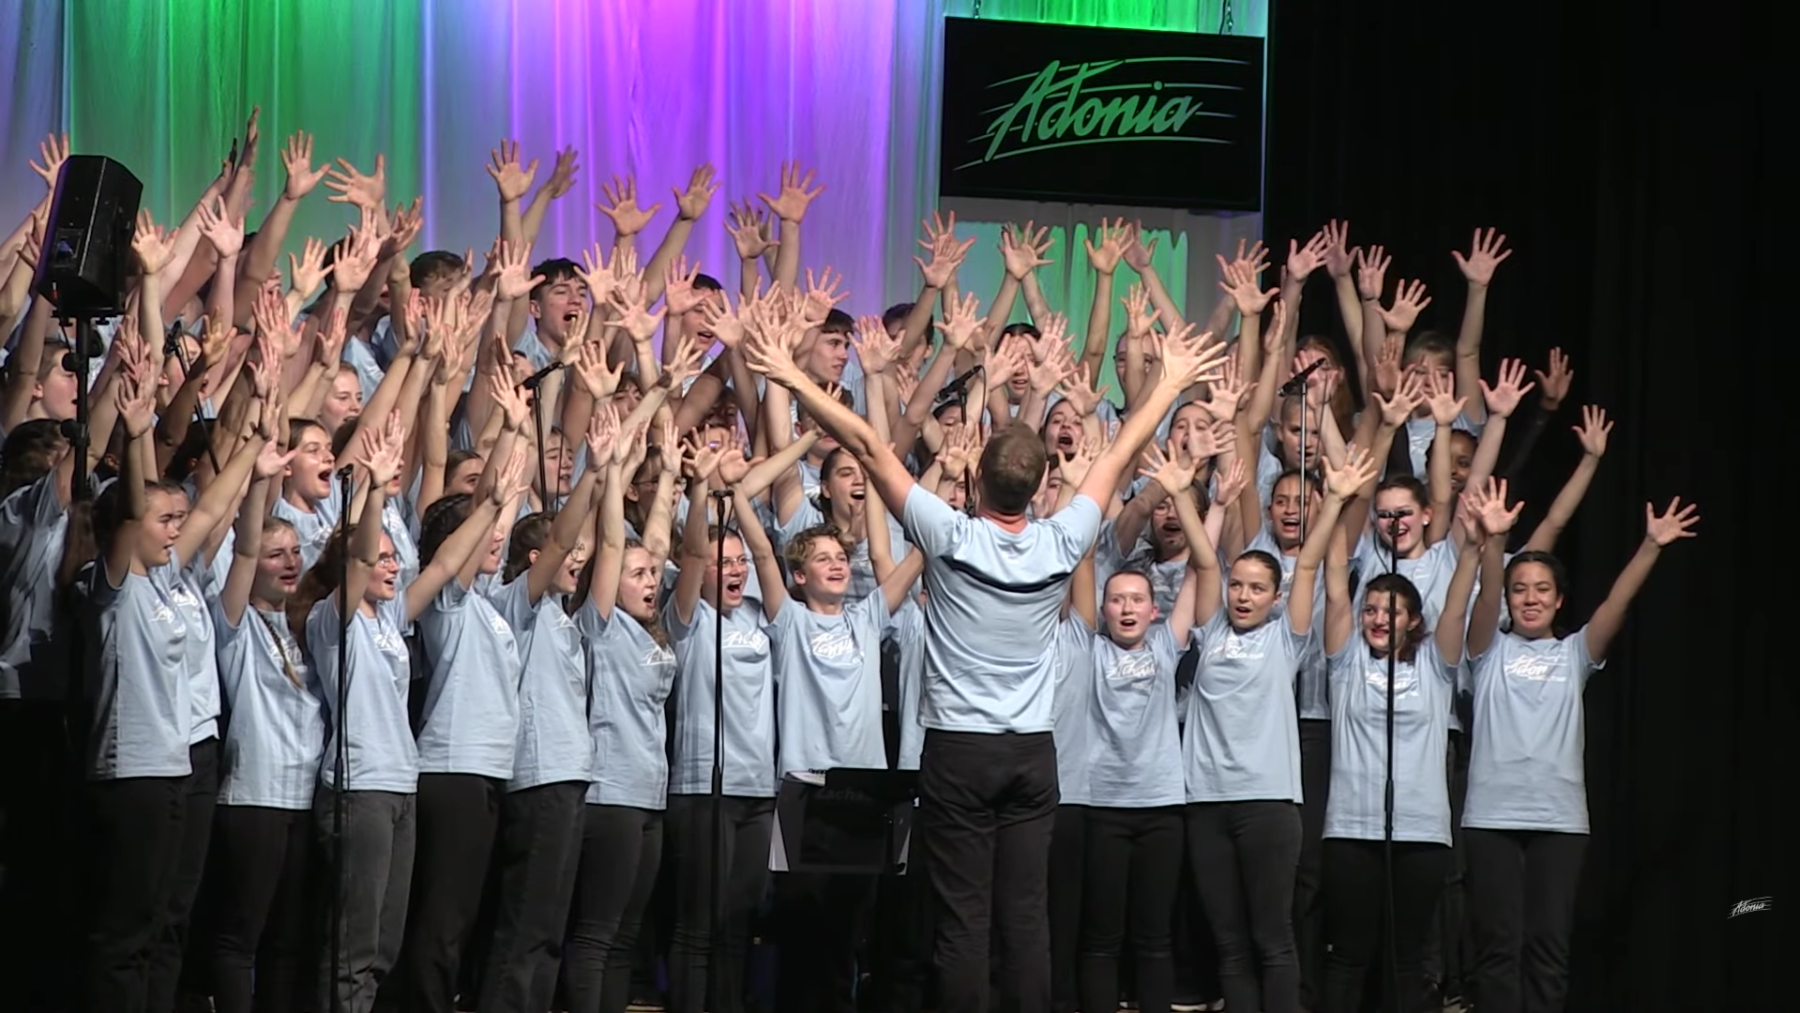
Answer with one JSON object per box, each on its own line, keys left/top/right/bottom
{"left": 774, "top": 871, "right": 877, "bottom": 1013}
{"left": 1079, "top": 805, "right": 1183, "bottom": 1013}
{"left": 313, "top": 788, "right": 416, "bottom": 1013}
{"left": 81, "top": 774, "right": 188, "bottom": 1013}
{"left": 1048, "top": 804, "right": 1085, "bottom": 1013}
{"left": 562, "top": 804, "right": 665, "bottom": 1013}
{"left": 0, "top": 700, "right": 78, "bottom": 1012}
{"left": 918, "top": 729, "right": 1058, "bottom": 1013}
{"left": 384, "top": 773, "right": 503, "bottom": 1012}
{"left": 1422, "top": 729, "right": 1472, "bottom": 999}
{"left": 1321, "top": 838, "right": 1451, "bottom": 1013}
{"left": 1184, "top": 800, "right": 1303, "bottom": 1013}
{"left": 473, "top": 781, "right": 586, "bottom": 1013}
{"left": 867, "top": 820, "right": 934, "bottom": 1013}
{"left": 1464, "top": 828, "right": 1587, "bottom": 1013}
{"left": 144, "top": 738, "right": 218, "bottom": 1013}
{"left": 1295, "top": 718, "right": 1331, "bottom": 1009}
{"left": 666, "top": 794, "right": 774, "bottom": 1013}
{"left": 208, "top": 805, "right": 315, "bottom": 1013}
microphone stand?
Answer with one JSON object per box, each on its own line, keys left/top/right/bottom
{"left": 1380, "top": 511, "right": 1403, "bottom": 1010}
{"left": 707, "top": 486, "right": 733, "bottom": 989}
{"left": 57, "top": 315, "right": 96, "bottom": 504}
{"left": 328, "top": 467, "right": 355, "bottom": 1013}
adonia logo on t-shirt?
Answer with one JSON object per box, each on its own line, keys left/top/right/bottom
{"left": 809, "top": 628, "right": 857, "bottom": 662}
{"left": 1503, "top": 652, "right": 1565, "bottom": 684}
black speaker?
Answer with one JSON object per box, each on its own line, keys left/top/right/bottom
{"left": 36, "top": 154, "right": 143, "bottom": 317}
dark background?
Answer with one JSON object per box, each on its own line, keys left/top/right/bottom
{"left": 1264, "top": 0, "right": 1780, "bottom": 1006}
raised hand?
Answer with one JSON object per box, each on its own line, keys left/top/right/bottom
{"left": 699, "top": 296, "right": 747, "bottom": 350}
{"left": 933, "top": 291, "right": 985, "bottom": 350}
{"left": 1377, "top": 372, "right": 1428, "bottom": 428}
{"left": 1463, "top": 476, "right": 1523, "bottom": 537}
{"left": 586, "top": 401, "right": 621, "bottom": 464}
{"left": 1157, "top": 324, "right": 1229, "bottom": 390}
{"left": 198, "top": 314, "right": 235, "bottom": 369}
{"left": 315, "top": 307, "right": 349, "bottom": 369}
{"left": 493, "top": 446, "right": 533, "bottom": 506}
{"left": 1286, "top": 230, "right": 1331, "bottom": 283}
{"left": 251, "top": 286, "right": 296, "bottom": 357}
{"left": 1140, "top": 440, "right": 1200, "bottom": 497}
{"left": 1122, "top": 220, "right": 1159, "bottom": 272}
{"left": 382, "top": 197, "right": 425, "bottom": 261}
{"left": 674, "top": 163, "right": 720, "bottom": 221}
{"left": 759, "top": 161, "right": 824, "bottom": 223}
{"left": 1057, "top": 429, "right": 1105, "bottom": 488}
{"left": 664, "top": 255, "right": 704, "bottom": 316}
{"left": 281, "top": 131, "right": 330, "bottom": 200}
{"left": 282, "top": 237, "right": 327, "bottom": 301}
{"left": 1056, "top": 363, "right": 1107, "bottom": 418}
{"left": 542, "top": 146, "right": 580, "bottom": 198}
{"left": 1574, "top": 405, "right": 1613, "bottom": 458}
{"left": 1480, "top": 357, "right": 1536, "bottom": 418}
{"left": 489, "top": 363, "right": 531, "bottom": 432}
{"left": 1535, "top": 347, "right": 1574, "bottom": 411}
{"left": 662, "top": 333, "right": 707, "bottom": 391}
{"left": 1371, "top": 332, "right": 1403, "bottom": 398}
{"left": 29, "top": 132, "right": 70, "bottom": 189}
{"left": 1030, "top": 341, "right": 1079, "bottom": 398}
{"left": 1216, "top": 254, "right": 1277, "bottom": 316}
{"left": 1121, "top": 282, "right": 1158, "bottom": 339}
{"left": 360, "top": 412, "right": 408, "bottom": 487}
{"left": 715, "top": 427, "right": 753, "bottom": 486}
{"left": 1000, "top": 221, "right": 1054, "bottom": 279}
{"left": 1084, "top": 217, "right": 1130, "bottom": 275}
{"left": 1227, "top": 237, "right": 1270, "bottom": 281}
{"left": 1214, "top": 457, "right": 1249, "bottom": 507}
{"left": 195, "top": 196, "right": 245, "bottom": 258}
{"left": 983, "top": 337, "right": 1030, "bottom": 390}
{"left": 853, "top": 315, "right": 898, "bottom": 375}
{"left": 255, "top": 438, "right": 300, "bottom": 480}
{"left": 1424, "top": 369, "right": 1466, "bottom": 426}
{"left": 487, "top": 139, "right": 539, "bottom": 203}
{"left": 1322, "top": 443, "right": 1379, "bottom": 501}
{"left": 1208, "top": 357, "right": 1254, "bottom": 420}
{"left": 1355, "top": 244, "right": 1391, "bottom": 301}
{"left": 917, "top": 213, "right": 976, "bottom": 289}
{"left": 1321, "top": 219, "right": 1354, "bottom": 279}
{"left": 330, "top": 210, "right": 383, "bottom": 292}
{"left": 1644, "top": 497, "right": 1700, "bottom": 546}
{"left": 597, "top": 174, "right": 662, "bottom": 237}
{"left": 324, "top": 154, "right": 387, "bottom": 210}
{"left": 801, "top": 266, "right": 849, "bottom": 328}
{"left": 606, "top": 277, "right": 664, "bottom": 344}
{"left": 132, "top": 209, "right": 178, "bottom": 276}
{"left": 117, "top": 368, "right": 158, "bottom": 438}
{"left": 680, "top": 431, "right": 727, "bottom": 484}
{"left": 726, "top": 200, "right": 776, "bottom": 260}
{"left": 1453, "top": 227, "right": 1512, "bottom": 287}
{"left": 494, "top": 240, "right": 543, "bottom": 302}
{"left": 1378, "top": 278, "right": 1431, "bottom": 334}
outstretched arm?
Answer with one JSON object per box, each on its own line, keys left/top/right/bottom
{"left": 1288, "top": 446, "right": 1378, "bottom": 634}
{"left": 1586, "top": 498, "right": 1700, "bottom": 664}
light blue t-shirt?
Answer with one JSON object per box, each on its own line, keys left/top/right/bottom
{"left": 416, "top": 580, "right": 523, "bottom": 779}
{"left": 889, "top": 601, "right": 927, "bottom": 771}
{"left": 170, "top": 556, "right": 222, "bottom": 745}
{"left": 491, "top": 578, "right": 592, "bottom": 791}
{"left": 306, "top": 595, "right": 419, "bottom": 793}
{"left": 578, "top": 602, "right": 677, "bottom": 809}
{"left": 1354, "top": 531, "right": 1463, "bottom": 734}
{"left": 1247, "top": 527, "right": 1331, "bottom": 721}
{"left": 215, "top": 604, "right": 326, "bottom": 809}
{"left": 1183, "top": 609, "right": 1311, "bottom": 804}
{"left": 1324, "top": 638, "right": 1456, "bottom": 844}
{"left": 81, "top": 559, "right": 194, "bottom": 780}
{"left": 1051, "top": 616, "right": 1095, "bottom": 806}
{"left": 768, "top": 592, "right": 890, "bottom": 775}
{"left": 667, "top": 596, "right": 777, "bottom": 797}
{"left": 1462, "top": 627, "right": 1604, "bottom": 834}
{"left": 0, "top": 473, "right": 68, "bottom": 700}
{"left": 1083, "top": 620, "right": 1185, "bottom": 808}
{"left": 1095, "top": 517, "right": 1187, "bottom": 619}
{"left": 1401, "top": 412, "right": 1483, "bottom": 482}
{"left": 274, "top": 483, "right": 346, "bottom": 573}
{"left": 899, "top": 486, "right": 1103, "bottom": 734}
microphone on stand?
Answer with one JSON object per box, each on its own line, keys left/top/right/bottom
{"left": 518, "top": 360, "right": 566, "bottom": 391}
{"left": 1278, "top": 357, "right": 1326, "bottom": 396}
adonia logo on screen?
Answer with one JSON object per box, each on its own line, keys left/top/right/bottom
{"left": 961, "top": 58, "right": 1222, "bottom": 170}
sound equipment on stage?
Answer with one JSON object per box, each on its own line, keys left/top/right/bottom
{"left": 37, "top": 155, "right": 142, "bottom": 318}
{"left": 770, "top": 769, "right": 919, "bottom": 876}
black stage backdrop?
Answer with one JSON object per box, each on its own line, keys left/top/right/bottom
{"left": 1265, "top": 0, "right": 1780, "bottom": 1006}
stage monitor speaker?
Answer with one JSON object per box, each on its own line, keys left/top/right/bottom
{"left": 37, "top": 155, "right": 143, "bottom": 317}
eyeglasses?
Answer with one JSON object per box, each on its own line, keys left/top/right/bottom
{"left": 375, "top": 553, "right": 401, "bottom": 568}
{"left": 713, "top": 556, "right": 750, "bottom": 570}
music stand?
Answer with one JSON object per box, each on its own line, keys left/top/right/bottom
{"left": 770, "top": 768, "right": 918, "bottom": 875}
